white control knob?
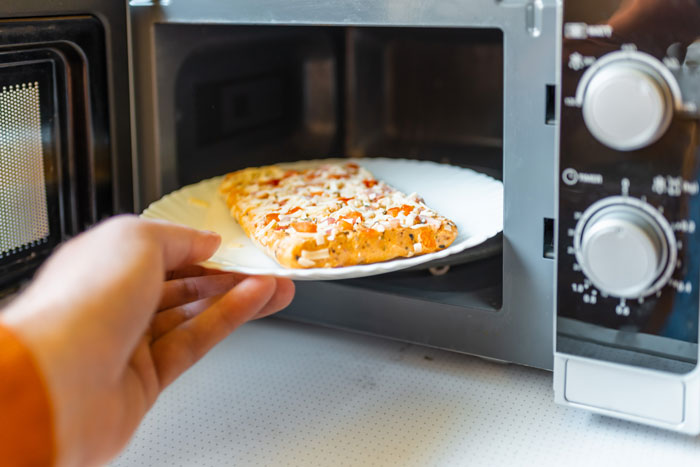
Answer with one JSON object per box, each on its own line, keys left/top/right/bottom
{"left": 582, "top": 59, "right": 673, "bottom": 151}
{"left": 574, "top": 198, "right": 676, "bottom": 299}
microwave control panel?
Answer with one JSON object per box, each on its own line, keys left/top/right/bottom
{"left": 556, "top": 0, "right": 700, "bottom": 373}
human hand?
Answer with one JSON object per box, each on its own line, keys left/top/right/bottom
{"left": 0, "top": 216, "right": 295, "bottom": 467}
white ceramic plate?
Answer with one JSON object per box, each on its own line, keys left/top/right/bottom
{"left": 141, "top": 158, "right": 503, "bottom": 280}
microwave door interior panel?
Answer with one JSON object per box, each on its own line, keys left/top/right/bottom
{"left": 554, "top": 1, "right": 700, "bottom": 434}
{"left": 0, "top": 0, "right": 132, "bottom": 290}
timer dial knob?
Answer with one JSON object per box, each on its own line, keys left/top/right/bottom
{"left": 581, "top": 58, "right": 673, "bottom": 151}
{"left": 574, "top": 198, "right": 676, "bottom": 299}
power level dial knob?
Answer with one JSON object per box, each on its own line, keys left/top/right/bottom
{"left": 581, "top": 57, "right": 673, "bottom": 151}
{"left": 574, "top": 197, "right": 677, "bottom": 299}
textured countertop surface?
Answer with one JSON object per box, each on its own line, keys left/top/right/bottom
{"left": 112, "top": 319, "right": 700, "bottom": 467}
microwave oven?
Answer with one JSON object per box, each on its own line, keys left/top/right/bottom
{"left": 2, "top": 0, "right": 700, "bottom": 435}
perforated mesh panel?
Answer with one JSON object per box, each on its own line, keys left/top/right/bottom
{"left": 0, "top": 82, "right": 50, "bottom": 258}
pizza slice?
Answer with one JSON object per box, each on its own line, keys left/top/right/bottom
{"left": 218, "top": 160, "right": 458, "bottom": 268}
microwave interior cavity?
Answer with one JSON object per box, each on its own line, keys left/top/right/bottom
{"left": 158, "top": 24, "right": 505, "bottom": 309}
{"left": 167, "top": 25, "right": 504, "bottom": 189}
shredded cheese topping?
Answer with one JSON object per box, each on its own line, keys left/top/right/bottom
{"left": 220, "top": 162, "right": 450, "bottom": 256}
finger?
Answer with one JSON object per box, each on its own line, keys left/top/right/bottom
{"left": 166, "top": 265, "right": 230, "bottom": 281}
{"left": 151, "top": 276, "right": 277, "bottom": 387}
{"left": 158, "top": 273, "right": 247, "bottom": 310}
{"left": 152, "top": 278, "right": 294, "bottom": 340}
{"left": 138, "top": 218, "right": 222, "bottom": 271}
{"left": 150, "top": 295, "right": 221, "bottom": 341}
{"left": 252, "top": 278, "right": 295, "bottom": 320}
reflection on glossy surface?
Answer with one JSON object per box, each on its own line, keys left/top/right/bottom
{"left": 567, "top": 0, "right": 700, "bottom": 54}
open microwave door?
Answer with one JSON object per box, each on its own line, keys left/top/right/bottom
{"left": 0, "top": 8, "right": 132, "bottom": 293}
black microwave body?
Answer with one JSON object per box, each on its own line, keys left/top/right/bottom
{"left": 557, "top": 0, "right": 700, "bottom": 373}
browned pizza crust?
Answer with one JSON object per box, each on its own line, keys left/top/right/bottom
{"left": 218, "top": 160, "right": 458, "bottom": 268}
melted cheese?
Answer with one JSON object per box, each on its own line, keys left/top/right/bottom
{"left": 219, "top": 160, "right": 458, "bottom": 268}
{"left": 230, "top": 162, "right": 446, "bottom": 248}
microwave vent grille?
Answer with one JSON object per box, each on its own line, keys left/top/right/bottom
{"left": 0, "top": 82, "right": 50, "bottom": 258}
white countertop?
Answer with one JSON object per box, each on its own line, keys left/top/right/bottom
{"left": 112, "top": 319, "right": 700, "bottom": 467}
